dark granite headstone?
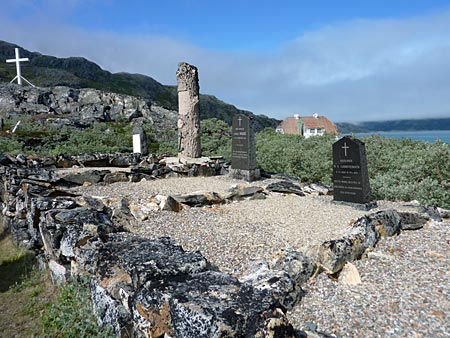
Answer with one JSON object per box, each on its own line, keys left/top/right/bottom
{"left": 232, "top": 115, "right": 252, "bottom": 169}
{"left": 230, "top": 115, "right": 260, "bottom": 181}
{"left": 332, "top": 136, "right": 372, "bottom": 205}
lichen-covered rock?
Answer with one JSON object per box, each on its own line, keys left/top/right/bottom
{"left": 317, "top": 217, "right": 375, "bottom": 274}
{"left": 39, "top": 207, "right": 115, "bottom": 261}
{"left": 90, "top": 278, "right": 134, "bottom": 337}
{"left": 398, "top": 212, "right": 429, "bottom": 230}
{"left": 368, "top": 209, "right": 402, "bottom": 237}
{"left": 273, "top": 249, "right": 316, "bottom": 285}
{"left": 348, "top": 216, "right": 380, "bottom": 248}
{"left": 95, "top": 234, "right": 208, "bottom": 289}
{"left": 241, "top": 249, "right": 316, "bottom": 310}
{"left": 132, "top": 270, "right": 295, "bottom": 338}
{"left": 239, "top": 261, "right": 299, "bottom": 310}
{"left": 48, "top": 259, "right": 69, "bottom": 285}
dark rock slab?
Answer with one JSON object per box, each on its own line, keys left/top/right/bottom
{"left": 40, "top": 207, "right": 115, "bottom": 260}
{"left": 265, "top": 181, "right": 305, "bottom": 196}
{"left": 317, "top": 216, "right": 378, "bottom": 274}
{"left": 369, "top": 209, "right": 402, "bottom": 237}
{"left": 399, "top": 212, "right": 428, "bottom": 230}
{"left": 103, "top": 172, "right": 129, "bottom": 184}
{"left": 109, "top": 153, "right": 141, "bottom": 167}
{"left": 0, "top": 154, "right": 13, "bottom": 165}
{"left": 171, "top": 192, "right": 223, "bottom": 207}
{"left": 131, "top": 271, "right": 295, "bottom": 338}
{"left": 96, "top": 234, "right": 208, "bottom": 289}
{"left": 72, "top": 153, "right": 110, "bottom": 167}
{"left": 61, "top": 169, "right": 110, "bottom": 185}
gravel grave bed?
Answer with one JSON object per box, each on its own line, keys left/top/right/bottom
{"left": 73, "top": 175, "right": 450, "bottom": 337}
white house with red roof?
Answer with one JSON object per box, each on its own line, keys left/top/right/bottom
{"left": 276, "top": 113, "right": 339, "bottom": 138}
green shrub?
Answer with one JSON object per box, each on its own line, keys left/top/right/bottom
{"left": 0, "top": 137, "right": 25, "bottom": 155}
{"left": 201, "top": 118, "right": 232, "bottom": 160}
{"left": 255, "top": 130, "right": 450, "bottom": 208}
{"left": 41, "top": 277, "right": 114, "bottom": 338}
{"left": 256, "top": 129, "right": 335, "bottom": 184}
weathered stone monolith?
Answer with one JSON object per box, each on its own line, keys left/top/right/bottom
{"left": 176, "top": 62, "right": 201, "bottom": 158}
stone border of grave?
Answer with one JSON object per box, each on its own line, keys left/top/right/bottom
{"left": 1, "top": 154, "right": 448, "bottom": 337}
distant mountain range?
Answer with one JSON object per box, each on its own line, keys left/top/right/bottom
{"left": 0, "top": 40, "right": 279, "bottom": 131}
{"left": 336, "top": 118, "right": 450, "bottom": 134}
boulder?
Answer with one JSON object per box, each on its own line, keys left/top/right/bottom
{"left": 39, "top": 207, "right": 115, "bottom": 261}
{"left": 225, "top": 185, "right": 265, "bottom": 201}
{"left": 316, "top": 233, "right": 371, "bottom": 275}
{"left": 109, "top": 153, "right": 141, "bottom": 167}
{"left": 239, "top": 261, "right": 300, "bottom": 310}
{"left": 171, "top": 192, "right": 223, "bottom": 207}
{"left": 369, "top": 209, "right": 402, "bottom": 237}
{"left": 131, "top": 271, "right": 295, "bottom": 338}
{"left": 61, "top": 169, "right": 110, "bottom": 185}
{"left": 103, "top": 172, "right": 129, "bottom": 184}
{"left": 158, "top": 195, "right": 183, "bottom": 212}
{"left": 338, "top": 262, "right": 361, "bottom": 285}
{"left": 48, "top": 259, "right": 70, "bottom": 285}
{"left": 265, "top": 181, "right": 305, "bottom": 196}
{"left": 398, "top": 212, "right": 428, "bottom": 230}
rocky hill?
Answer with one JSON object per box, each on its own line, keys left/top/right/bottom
{"left": 0, "top": 40, "right": 279, "bottom": 131}
{"left": 0, "top": 83, "right": 176, "bottom": 131}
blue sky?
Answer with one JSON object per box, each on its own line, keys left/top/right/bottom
{"left": 2, "top": 0, "right": 450, "bottom": 122}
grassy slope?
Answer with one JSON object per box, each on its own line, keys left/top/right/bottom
{"left": 0, "top": 224, "right": 57, "bottom": 337}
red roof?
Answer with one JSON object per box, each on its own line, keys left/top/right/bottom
{"left": 301, "top": 116, "right": 339, "bottom": 134}
{"left": 278, "top": 117, "right": 300, "bottom": 134}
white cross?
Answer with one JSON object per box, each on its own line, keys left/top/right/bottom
{"left": 238, "top": 116, "right": 242, "bottom": 127}
{"left": 6, "top": 48, "right": 34, "bottom": 86}
{"left": 342, "top": 142, "right": 350, "bottom": 157}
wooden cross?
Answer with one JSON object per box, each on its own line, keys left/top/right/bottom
{"left": 6, "top": 48, "right": 35, "bottom": 86}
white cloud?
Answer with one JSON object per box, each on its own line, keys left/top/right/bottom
{"left": 1, "top": 6, "right": 450, "bottom": 122}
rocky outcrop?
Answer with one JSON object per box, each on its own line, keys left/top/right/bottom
{"left": 0, "top": 83, "right": 177, "bottom": 130}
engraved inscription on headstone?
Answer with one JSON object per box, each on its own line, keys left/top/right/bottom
{"left": 232, "top": 115, "right": 252, "bottom": 170}
{"left": 230, "top": 114, "right": 259, "bottom": 181}
{"left": 332, "top": 136, "right": 371, "bottom": 204}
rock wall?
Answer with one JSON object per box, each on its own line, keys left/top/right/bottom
{"left": 1, "top": 153, "right": 448, "bottom": 337}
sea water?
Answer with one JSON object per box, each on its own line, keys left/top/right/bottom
{"left": 349, "top": 130, "right": 450, "bottom": 143}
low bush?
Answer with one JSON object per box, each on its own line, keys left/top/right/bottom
{"left": 40, "top": 277, "right": 114, "bottom": 338}
{"left": 255, "top": 129, "right": 449, "bottom": 208}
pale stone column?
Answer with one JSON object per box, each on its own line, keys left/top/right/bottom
{"left": 176, "top": 62, "right": 201, "bottom": 158}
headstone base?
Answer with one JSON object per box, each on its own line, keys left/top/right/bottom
{"left": 229, "top": 168, "right": 261, "bottom": 182}
{"left": 332, "top": 200, "right": 378, "bottom": 211}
